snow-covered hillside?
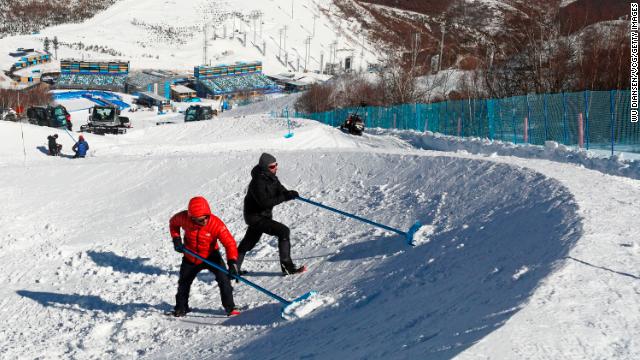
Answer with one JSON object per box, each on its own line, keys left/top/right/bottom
{"left": 0, "top": 0, "right": 378, "bottom": 75}
{"left": 0, "top": 95, "right": 639, "bottom": 359}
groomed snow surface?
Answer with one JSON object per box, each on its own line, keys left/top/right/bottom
{"left": 0, "top": 0, "right": 377, "bottom": 76}
{"left": 1, "top": 97, "right": 639, "bottom": 359}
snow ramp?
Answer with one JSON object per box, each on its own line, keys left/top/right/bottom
{"left": 0, "top": 118, "right": 582, "bottom": 359}
{"left": 229, "top": 152, "right": 582, "bottom": 360}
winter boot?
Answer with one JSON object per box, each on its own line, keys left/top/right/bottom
{"left": 225, "top": 307, "right": 241, "bottom": 317}
{"left": 171, "top": 308, "right": 188, "bottom": 317}
{"left": 280, "top": 262, "right": 306, "bottom": 276}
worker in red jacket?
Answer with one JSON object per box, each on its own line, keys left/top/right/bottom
{"left": 169, "top": 196, "right": 240, "bottom": 317}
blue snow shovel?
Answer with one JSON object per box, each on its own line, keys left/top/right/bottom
{"left": 284, "top": 107, "right": 293, "bottom": 138}
{"left": 181, "top": 247, "right": 317, "bottom": 319}
{"left": 284, "top": 119, "right": 294, "bottom": 138}
{"left": 296, "top": 196, "right": 422, "bottom": 246}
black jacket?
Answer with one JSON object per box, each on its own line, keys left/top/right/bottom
{"left": 243, "top": 165, "right": 289, "bottom": 225}
{"left": 47, "top": 136, "right": 58, "bottom": 151}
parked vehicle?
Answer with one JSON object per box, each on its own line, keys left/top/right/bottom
{"left": 339, "top": 102, "right": 366, "bottom": 136}
{"left": 184, "top": 105, "right": 214, "bottom": 122}
{"left": 0, "top": 108, "right": 18, "bottom": 122}
{"left": 340, "top": 113, "right": 365, "bottom": 135}
{"left": 26, "top": 105, "right": 72, "bottom": 130}
{"left": 80, "top": 104, "right": 130, "bottom": 135}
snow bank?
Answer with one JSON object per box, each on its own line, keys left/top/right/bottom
{"left": 372, "top": 129, "right": 640, "bottom": 180}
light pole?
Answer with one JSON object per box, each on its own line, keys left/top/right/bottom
{"left": 279, "top": 28, "right": 283, "bottom": 59}
{"left": 283, "top": 25, "right": 288, "bottom": 55}
{"left": 313, "top": 15, "right": 318, "bottom": 37}
{"left": 332, "top": 40, "right": 338, "bottom": 65}
{"left": 304, "top": 36, "right": 311, "bottom": 71}
{"left": 232, "top": 13, "right": 236, "bottom": 39}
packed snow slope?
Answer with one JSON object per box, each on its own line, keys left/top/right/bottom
{"left": 0, "top": 0, "right": 377, "bottom": 74}
{"left": 0, "top": 108, "right": 639, "bottom": 359}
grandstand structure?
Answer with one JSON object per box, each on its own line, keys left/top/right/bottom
{"left": 11, "top": 50, "right": 51, "bottom": 71}
{"left": 54, "top": 59, "right": 129, "bottom": 92}
{"left": 5, "top": 49, "right": 53, "bottom": 87}
{"left": 194, "top": 61, "right": 279, "bottom": 99}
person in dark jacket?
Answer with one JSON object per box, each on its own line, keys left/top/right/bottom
{"left": 72, "top": 135, "right": 89, "bottom": 158}
{"left": 47, "top": 134, "right": 62, "bottom": 156}
{"left": 237, "top": 153, "right": 305, "bottom": 276}
{"left": 169, "top": 196, "right": 241, "bottom": 317}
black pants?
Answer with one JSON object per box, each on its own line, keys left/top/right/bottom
{"left": 238, "top": 217, "right": 293, "bottom": 268}
{"left": 174, "top": 250, "right": 235, "bottom": 312}
{"left": 49, "top": 144, "right": 61, "bottom": 156}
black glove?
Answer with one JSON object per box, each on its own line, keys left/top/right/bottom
{"left": 284, "top": 190, "right": 299, "bottom": 201}
{"left": 228, "top": 259, "right": 239, "bottom": 282}
{"left": 172, "top": 237, "right": 184, "bottom": 253}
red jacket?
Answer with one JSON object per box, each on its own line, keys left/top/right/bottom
{"left": 169, "top": 196, "right": 238, "bottom": 265}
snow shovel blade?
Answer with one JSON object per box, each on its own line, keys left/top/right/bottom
{"left": 281, "top": 290, "right": 320, "bottom": 320}
{"left": 406, "top": 221, "right": 423, "bottom": 246}
{"left": 284, "top": 132, "right": 294, "bottom": 138}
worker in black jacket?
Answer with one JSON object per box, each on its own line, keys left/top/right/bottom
{"left": 47, "top": 134, "right": 62, "bottom": 156}
{"left": 237, "top": 153, "right": 305, "bottom": 276}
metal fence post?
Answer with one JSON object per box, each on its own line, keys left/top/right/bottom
{"left": 461, "top": 101, "right": 466, "bottom": 137}
{"left": 437, "top": 103, "right": 441, "bottom": 133}
{"left": 578, "top": 112, "right": 584, "bottom": 148}
{"left": 425, "top": 104, "right": 430, "bottom": 132}
{"left": 562, "top": 92, "right": 568, "bottom": 145}
{"left": 526, "top": 94, "right": 532, "bottom": 144}
{"left": 444, "top": 101, "right": 448, "bottom": 135}
{"left": 543, "top": 93, "right": 549, "bottom": 141}
{"left": 488, "top": 99, "right": 495, "bottom": 140}
{"left": 584, "top": 90, "right": 590, "bottom": 150}
{"left": 610, "top": 90, "right": 616, "bottom": 156}
{"left": 512, "top": 98, "right": 517, "bottom": 144}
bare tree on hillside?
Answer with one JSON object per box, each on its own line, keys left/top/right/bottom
{"left": 377, "top": 51, "right": 426, "bottom": 105}
{"left": 294, "top": 82, "right": 335, "bottom": 113}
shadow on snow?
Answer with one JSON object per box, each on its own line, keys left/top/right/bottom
{"left": 87, "top": 250, "right": 177, "bottom": 276}
{"left": 16, "top": 290, "right": 173, "bottom": 315}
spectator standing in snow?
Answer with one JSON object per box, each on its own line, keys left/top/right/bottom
{"left": 237, "top": 153, "right": 305, "bottom": 276}
{"left": 169, "top": 196, "right": 241, "bottom": 317}
{"left": 72, "top": 135, "right": 89, "bottom": 158}
{"left": 47, "top": 134, "right": 62, "bottom": 156}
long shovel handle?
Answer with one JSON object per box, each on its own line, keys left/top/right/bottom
{"left": 296, "top": 196, "right": 406, "bottom": 236}
{"left": 182, "top": 248, "right": 291, "bottom": 306}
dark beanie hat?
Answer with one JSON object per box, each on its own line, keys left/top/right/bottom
{"left": 258, "top": 152, "right": 277, "bottom": 170}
